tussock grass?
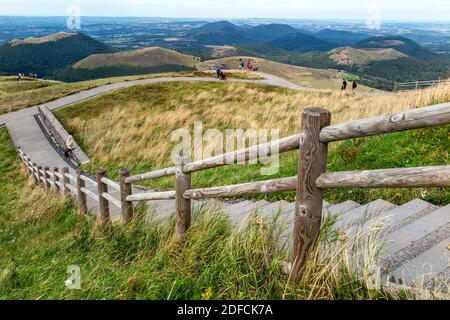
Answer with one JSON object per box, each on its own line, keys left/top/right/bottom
{"left": 0, "top": 71, "right": 258, "bottom": 115}
{"left": 0, "top": 127, "right": 397, "bottom": 299}
{"left": 2, "top": 127, "right": 445, "bottom": 299}
{"left": 55, "top": 81, "right": 450, "bottom": 205}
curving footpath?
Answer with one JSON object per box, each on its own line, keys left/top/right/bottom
{"left": 1, "top": 74, "right": 448, "bottom": 293}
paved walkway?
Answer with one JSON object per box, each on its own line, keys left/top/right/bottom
{"left": 1, "top": 74, "right": 447, "bottom": 291}
{"left": 0, "top": 74, "right": 305, "bottom": 218}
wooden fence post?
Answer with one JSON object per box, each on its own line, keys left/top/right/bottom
{"left": 44, "top": 166, "right": 51, "bottom": 191}
{"left": 97, "top": 169, "right": 110, "bottom": 224}
{"left": 76, "top": 169, "right": 88, "bottom": 214}
{"left": 175, "top": 155, "right": 192, "bottom": 241}
{"left": 62, "top": 167, "right": 70, "bottom": 197}
{"left": 119, "top": 168, "right": 134, "bottom": 225}
{"left": 37, "top": 166, "right": 44, "bottom": 189}
{"left": 32, "top": 162, "right": 39, "bottom": 185}
{"left": 24, "top": 155, "right": 32, "bottom": 176}
{"left": 292, "top": 108, "right": 331, "bottom": 282}
{"left": 53, "top": 167, "right": 60, "bottom": 194}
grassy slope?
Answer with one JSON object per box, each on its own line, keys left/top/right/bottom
{"left": 55, "top": 81, "right": 450, "bottom": 206}
{"left": 0, "top": 127, "right": 386, "bottom": 300}
{"left": 0, "top": 71, "right": 259, "bottom": 115}
{"left": 74, "top": 47, "right": 198, "bottom": 69}
{"left": 329, "top": 47, "right": 407, "bottom": 66}
{"left": 198, "top": 56, "right": 380, "bottom": 92}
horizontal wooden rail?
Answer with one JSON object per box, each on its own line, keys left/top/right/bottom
{"left": 184, "top": 176, "right": 297, "bottom": 200}
{"left": 320, "top": 103, "right": 450, "bottom": 143}
{"left": 46, "top": 170, "right": 55, "bottom": 178}
{"left": 64, "top": 173, "right": 77, "bottom": 182}
{"left": 54, "top": 172, "right": 63, "bottom": 180}
{"left": 101, "top": 177, "right": 120, "bottom": 191}
{"left": 126, "top": 190, "right": 176, "bottom": 202}
{"left": 80, "top": 175, "right": 98, "bottom": 187}
{"left": 66, "top": 184, "right": 78, "bottom": 195}
{"left": 54, "top": 181, "right": 62, "bottom": 188}
{"left": 46, "top": 178, "right": 54, "bottom": 186}
{"left": 102, "top": 192, "right": 122, "bottom": 209}
{"left": 316, "top": 165, "right": 450, "bottom": 189}
{"left": 125, "top": 167, "right": 176, "bottom": 184}
{"left": 184, "top": 134, "right": 301, "bottom": 173}
{"left": 80, "top": 187, "right": 99, "bottom": 201}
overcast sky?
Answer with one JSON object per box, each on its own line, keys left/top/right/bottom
{"left": 1, "top": 0, "right": 449, "bottom": 22}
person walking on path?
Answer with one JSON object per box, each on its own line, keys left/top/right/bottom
{"left": 341, "top": 79, "right": 347, "bottom": 91}
{"left": 216, "top": 67, "right": 221, "bottom": 79}
{"left": 64, "top": 135, "right": 76, "bottom": 158}
{"left": 352, "top": 80, "right": 358, "bottom": 93}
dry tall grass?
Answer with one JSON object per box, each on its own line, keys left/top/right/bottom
{"left": 57, "top": 81, "right": 450, "bottom": 171}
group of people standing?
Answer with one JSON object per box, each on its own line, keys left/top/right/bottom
{"left": 16, "top": 72, "right": 38, "bottom": 81}
{"left": 342, "top": 79, "right": 358, "bottom": 93}
{"left": 239, "top": 59, "right": 259, "bottom": 72}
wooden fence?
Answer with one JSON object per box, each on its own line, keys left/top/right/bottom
{"left": 17, "top": 102, "right": 450, "bottom": 282}
{"left": 393, "top": 78, "right": 450, "bottom": 91}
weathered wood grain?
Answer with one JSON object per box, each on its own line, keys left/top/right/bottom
{"left": 316, "top": 166, "right": 450, "bottom": 189}
{"left": 292, "top": 108, "right": 331, "bottom": 282}
{"left": 62, "top": 167, "right": 70, "bottom": 197}
{"left": 119, "top": 168, "right": 134, "bottom": 225}
{"left": 53, "top": 167, "right": 60, "bottom": 194}
{"left": 76, "top": 169, "right": 88, "bottom": 214}
{"left": 32, "top": 162, "right": 39, "bottom": 185}
{"left": 97, "top": 169, "right": 110, "bottom": 224}
{"left": 80, "top": 187, "right": 99, "bottom": 202}
{"left": 176, "top": 156, "right": 192, "bottom": 241}
{"left": 102, "top": 192, "right": 122, "bottom": 209}
{"left": 184, "top": 176, "right": 297, "bottom": 200}
{"left": 37, "top": 166, "right": 44, "bottom": 189}
{"left": 126, "top": 191, "right": 176, "bottom": 202}
{"left": 320, "top": 102, "right": 450, "bottom": 143}
{"left": 80, "top": 175, "right": 98, "bottom": 187}
{"left": 125, "top": 166, "right": 176, "bottom": 184}
{"left": 183, "top": 134, "right": 301, "bottom": 173}
{"left": 101, "top": 177, "right": 120, "bottom": 191}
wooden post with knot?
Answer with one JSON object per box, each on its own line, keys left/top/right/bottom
{"left": 292, "top": 108, "right": 331, "bottom": 282}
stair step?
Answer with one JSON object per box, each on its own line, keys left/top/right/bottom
{"left": 325, "top": 200, "right": 360, "bottom": 218}
{"left": 381, "top": 199, "right": 438, "bottom": 234}
{"left": 344, "top": 199, "right": 437, "bottom": 241}
{"left": 389, "top": 237, "right": 450, "bottom": 286}
{"left": 337, "top": 199, "right": 396, "bottom": 229}
{"left": 381, "top": 205, "right": 450, "bottom": 261}
{"left": 227, "top": 200, "right": 259, "bottom": 224}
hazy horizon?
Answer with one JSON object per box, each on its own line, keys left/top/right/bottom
{"left": 1, "top": 0, "right": 449, "bottom": 23}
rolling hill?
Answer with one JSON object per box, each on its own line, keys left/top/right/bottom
{"left": 329, "top": 47, "right": 407, "bottom": 66}
{"left": 315, "top": 29, "right": 370, "bottom": 46}
{"left": 74, "top": 47, "right": 198, "bottom": 69}
{"left": 355, "top": 36, "right": 435, "bottom": 58}
{"left": 0, "top": 32, "right": 114, "bottom": 77}
{"left": 268, "top": 32, "right": 334, "bottom": 52}
{"left": 246, "top": 23, "right": 298, "bottom": 41}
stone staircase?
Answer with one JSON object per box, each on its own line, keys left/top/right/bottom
{"left": 135, "top": 196, "right": 449, "bottom": 290}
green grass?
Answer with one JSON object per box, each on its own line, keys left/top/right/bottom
{"left": 54, "top": 81, "right": 449, "bottom": 206}
{"left": 0, "top": 72, "right": 261, "bottom": 115}
{"left": 0, "top": 127, "right": 393, "bottom": 300}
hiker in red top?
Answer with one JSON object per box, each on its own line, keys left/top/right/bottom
{"left": 247, "top": 59, "right": 253, "bottom": 71}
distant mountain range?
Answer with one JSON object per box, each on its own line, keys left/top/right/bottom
{"left": 0, "top": 20, "right": 448, "bottom": 90}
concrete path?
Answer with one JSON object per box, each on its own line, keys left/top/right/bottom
{"left": 1, "top": 74, "right": 448, "bottom": 292}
